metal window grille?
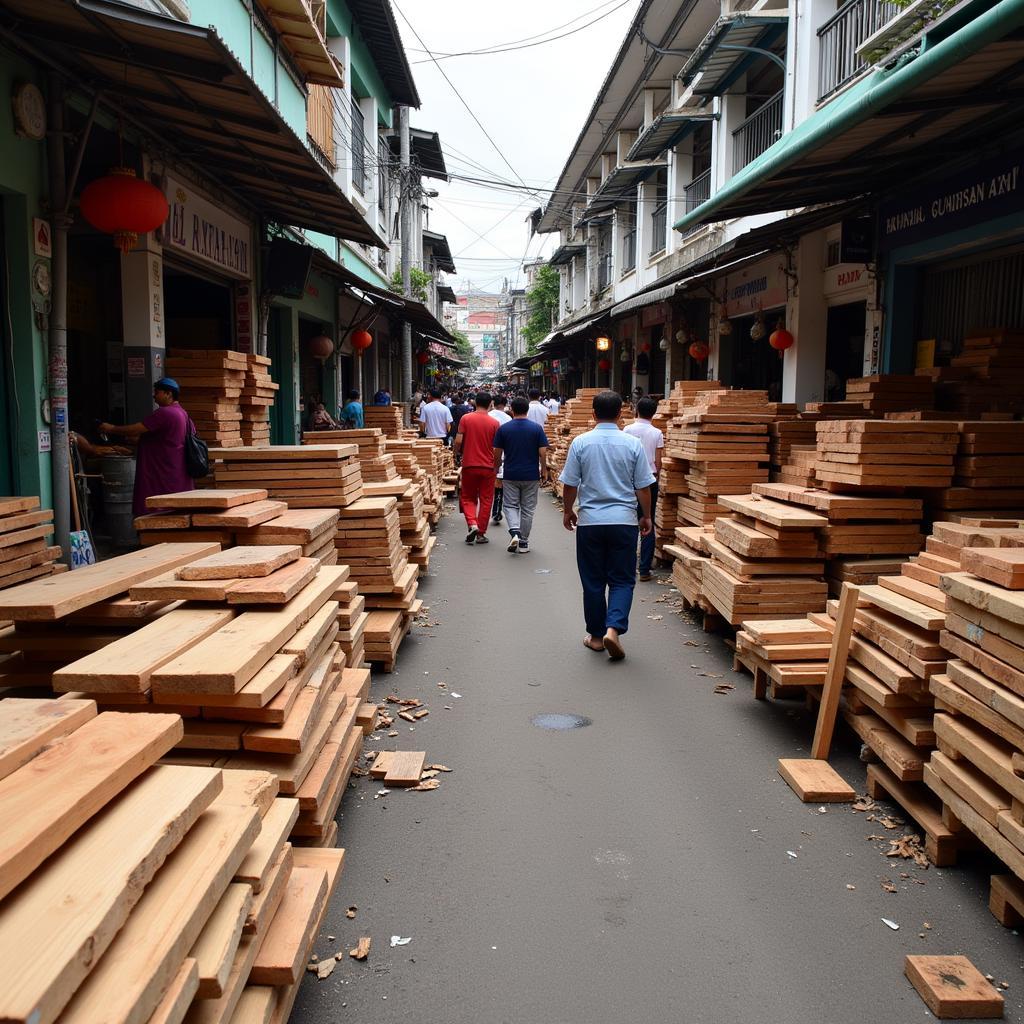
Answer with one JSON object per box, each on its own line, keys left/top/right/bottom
{"left": 817, "top": 0, "right": 899, "bottom": 102}
{"left": 351, "top": 95, "right": 366, "bottom": 194}
{"left": 732, "top": 91, "right": 784, "bottom": 173}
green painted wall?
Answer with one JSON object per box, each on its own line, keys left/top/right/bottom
{"left": 0, "top": 47, "right": 53, "bottom": 507}
{"left": 327, "top": 0, "right": 396, "bottom": 124}
{"left": 339, "top": 243, "right": 388, "bottom": 287}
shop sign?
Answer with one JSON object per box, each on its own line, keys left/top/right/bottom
{"left": 164, "top": 176, "right": 252, "bottom": 279}
{"left": 33, "top": 217, "right": 51, "bottom": 258}
{"left": 126, "top": 357, "right": 145, "bottom": 378}
{"left": 823, "top": 264, "right": 870, "bottom": 297}
{"left": 722, "top": 257, "right": 788, "bottom": 317}
{"left": 879, "top": 153, "right": 1024, "bottom": 251}
{"left": 37, "top": 430, "right": 50, "bottom": 453}
{"left": 428, "top": 340, "right": 448, "bottom": 356}
{"left": 640, "top": 303, "right": 667, "bottom": 327}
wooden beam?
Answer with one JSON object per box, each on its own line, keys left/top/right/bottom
{"left": 810, "top": 582, "right": 859, "bottom": 760}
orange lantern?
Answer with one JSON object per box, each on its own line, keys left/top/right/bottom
{"left": 769, "top": 324, "right": 795, "bottom": 351}
{"left": 79, "top": 167, "right": 169, "bottom": 254}
{"left": 308, "top": 334, "right": 334, "bottom": 362}
{"left": 597, "top": 358, "right": 611, "bottom": 372}
{"left": 351, "top": 329, "right": 373, "bottom": 353}
{"left": 688, "top": 340, "right": 709, "bottom": 362}
{"left": 416, "top": 350, "right": 430, "bottom": 366}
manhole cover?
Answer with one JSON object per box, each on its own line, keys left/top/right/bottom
{"left": 530, "top": 713, "right": 592, "bottom": 730}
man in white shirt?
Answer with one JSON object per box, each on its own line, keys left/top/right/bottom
{"left": 623, "top": 396, "right": 664, "bottom": 582}
{"left": 419, "top": 388, "right": 454, "bottom": 441}
{"left": 488, "top": 395, "right": 512, "bottom": 524}
{"left": 545, "top": 394, "right": 561, "bottom": 414}
{"left": 526, "top": 388, "right": 549, "bottom": 427}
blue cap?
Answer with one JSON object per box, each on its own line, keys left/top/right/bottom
{"left": 154, "top": 377, "right": 179, "bottom": 392}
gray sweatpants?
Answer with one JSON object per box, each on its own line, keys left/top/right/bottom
{"left": 503, "top": 480, "right": 540, "bottom": 540}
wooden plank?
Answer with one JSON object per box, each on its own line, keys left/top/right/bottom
{"left": 931, "top": 672, "right": 1024, "bottom": 753}
{"left": 904, "top": 955, "right": 1004, "bottom": 1018}
{"left": 878, "top": 573, "right": 946, "bottom": 612}
{"left": 147, "top": 489, "right": 268, "bottom": 510}
{"left": 217, "top": 770, "right": 279, "bottom": 817}
{"left": 181, "top": 930, "right": 259, "bottom": 1024}
{"left": 146, "top": 959, "right": 199, "bottom": 1024}
{"left": 152, "top": 653, "right": 297, "bottom": 711}
{"left": 191, "top": 500, "right": 288, "bottom": 529}
{"left": 0, "top": 765, "right": 221, "bottom": 1024}
{"left": 188, "top": 883, "right": 252, "bottom": 998}
{"left": 0, "top": 543, "right": 221, "bottom": 621}
{"left": 178, "top": 546, "right": 301, "bottom": 581}
{"left": 934, "top": 712, "right": 1024, "bottom": 801}
{"left": 961, "top": 546, "right": 1024, "bottom": 589}
{"left": 242, "top": 656, "right": 335, "bottom": 754}
{"left": 0, "top": 697, "right": 96, "bottom": 781}
{"left": 811, "top": 583, "right": 859, "bottom": 760}
{"left": 777, "top": 758, "right": 855, "bottom": 802}
{"left": 245, "top": 845, "right": 292, "bottom": 937}
{"left": 859, "top": 584, "right": 944, "bottom": 630}
{"left": 249, "top": 866, "right": 329, "bottom": 985}
{"left": 57, "top": 796, "right": 261, "bottom": 1024}
{"left": 280, "top": 602, "right": 339, "bottom": 665}
{"left": 929, "top": 750, "right": 1011, "bottom": 827}
{"left": 942, "top": 571, "right": 1024, "bottom": 626}
{"left": 226, "top": 988, "right": 274, "bottom": 1024}
{"left": 209, "top": 445, "right": 357, "bottom": 460}
{"left": 383, "top": 750, "right": 426, "bottom": 787}
{"left": 225, "top": 558, "right": 319, "bottom": 605}
{"left": 234, "top": 798, "right": 299, "bottom": 891}
{"left": 0, "top": 712, "right": 183, "bottom": 902}
{"left": 53, "top": 608, "right": 235, "bottom": 693}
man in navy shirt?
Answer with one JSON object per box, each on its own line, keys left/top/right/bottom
{"left": 492, "top": 395, "right": 549, "bottom": 554}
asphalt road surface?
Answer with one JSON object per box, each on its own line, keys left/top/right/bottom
{"left": 293, "top": 495, "right": 1023, "bottom": 1024}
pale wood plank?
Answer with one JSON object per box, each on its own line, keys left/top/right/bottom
{"left": 778, "top": 758, "right": 855, "bottom": 802}
{"left": 225, "top": 558, "right": 319, "bottom": 605}
{"left": 245, "top": 845, "right": 292, "bottom": 937}
{"left": 810, "top": 582, "right": 859, "bottom": 760}
{"left": 225, "top": 988, "right": 274, "bottom": 1024}
{"left": 178, "top": 547, "right": 301, "bottom": 582}
{"left": 383, "top": 750, "right": 426, "bottom": 787}
{"left": 234, "top": 798, "right": 299, "bottom": 892}
{"left": 145, "top": 959, "right": 199, "bottom": 1024}
{"left": 904, "top": 955, "right": 1004, "bottom": 1018}
{"left": 249, "top": 867, "right": 328, "bottom": 985}
{"left": 188, "top": 883, "right": 252, "bottom": 999}
{"left": 0, "top": 698, "right": 96, "bottom": 781}
{"left": 147, "top": 489, "right": 268, "bottom": 510}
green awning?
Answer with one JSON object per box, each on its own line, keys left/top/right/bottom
{"left": 674, "top": 0, "right": 1024, "bottom": 233}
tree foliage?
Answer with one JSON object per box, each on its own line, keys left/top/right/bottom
{"left": 389, "top": 266, "right": 432, "bottom": 304}
{"left": 450, "top": 328, "right": 478, "bottom": 371}
{"left": 522, "top": 264, "right": 560, "bottom": 356}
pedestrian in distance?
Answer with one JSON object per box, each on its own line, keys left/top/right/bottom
{"left": 624, "top": 396, "right": 664, "bottom": 582}
{"left": 455, "top": 391, "right": 500, "bottom": 545}
{"left": 493, "top": 395, "right": 549, "bottom": 554}
{"left": 339, "top": 388, "right": 364, "bottom": 429}
{"left": 450, "top": 392, "right": 472, "bottom": 454}
{"left": 418, "top": 388, "right": 453, "bottom": 440}
{"left": 526, "top": 388, "right": 549, "bottom": 427}
{"left": 559, "top": 390, "right": 654, "bottom": 661}
{"left": 489, "top": 395, "right": 512, "bottom": 524}
{"left": 372, "top": 387, "right": 392, "bottom": 406}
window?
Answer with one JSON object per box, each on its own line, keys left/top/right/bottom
{"left": 649, "top": 169, "right": 668, "bottom": 257}
{"left": 378, "top": 138, "right": 390, "bottom": 215}
{"left": 620, "top": 204, "right": 636, "bottom": 274}
{"left": 825, "top": 238, "right": 842, "bottom": 267}
{"left": 351, "top": 95, "right": 366, "bottom": 194}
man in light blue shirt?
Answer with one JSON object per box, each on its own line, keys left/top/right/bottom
{"left": 559, "top": 390, "right": 654, "bottom": 661}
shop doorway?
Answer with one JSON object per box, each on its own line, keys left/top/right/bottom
{"left": 298, "top": 316, "right": 330, "bottom": 425}
{"left": 724, "top": 310, "right": 785, "bottom": 398}
{"left": 163, "top": 264, "right": 232, "bottom": 350}
{"left": 0, "top": 203, "right": 15, "bottom": 494}
{"left": 825, "top": 301, "right": 867, "bottom": 400}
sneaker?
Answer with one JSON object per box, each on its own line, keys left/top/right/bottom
{"left": 639, "top": 573, "right": 653, "bottom": 582}
{"left": 507, "top": 535, "right": 520, "bottom": 553}
{"left": 465, "top": 526, "right": 478, "bottom": 544}
{"left": 476, "top": 534, "right": 490, "bottom": 544}
{"left": 518, "top": 541, "right": 530, "bottom": 553}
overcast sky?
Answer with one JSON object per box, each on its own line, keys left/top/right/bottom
{"left": 391, "top": 0, "right": 640, "bottom": 295}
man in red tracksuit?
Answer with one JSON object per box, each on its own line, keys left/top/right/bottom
{"left": 455, "top": 391, "right": 500, "bottom": 545}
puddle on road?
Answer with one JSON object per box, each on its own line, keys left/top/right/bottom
{"left": 530, "top": 713, "right": 592, "bottom": 730}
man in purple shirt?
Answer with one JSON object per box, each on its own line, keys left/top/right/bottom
{"left": 100, "top": 376, "right": 194, "bottom": 515}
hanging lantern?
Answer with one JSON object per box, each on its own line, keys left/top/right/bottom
{"left": 718, "top": 304, "right": 732, "bottom": 336}
{"left": 750, "top": 311, "right": 767, "bottom": 342}
{"left": 597, "top": 357, "right": 611, "bottom": 372}
{"left": 351, "top": 329, "right": 373, "bottom": 353}
{"left": 769, "top": 322, "right": 795, "bottom": 351}
{"left": 640, "top": 341, "right": 651, "bottom": 353}
{"left": 674, "top": 329, "right": 686, "bottom": 345}
{"left": 416, "top": 350, "right": 430, "bottom": 366}
{"left": 688, "top": 340, "right": 709, "bottom": 362}
{"left": 659, "top": 337, "right": 668, "bottom": 351}
{"left": 619, "top": 347, "right": 631, "bottom": 362}
{"left": 595, "top": 335, "right": 611, "bottom": 352}
{"left": 308, "top": 334, "right": 334, "bottom": 362}
{"left": 79, "top": 167, "right": 169, "bottom": 254}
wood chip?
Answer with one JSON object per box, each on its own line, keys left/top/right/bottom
{"left": 349, "top": 937, "right": 371, "bottom": 961}
{"left": 411, "top": 779, "right": 440, "bottom": 792}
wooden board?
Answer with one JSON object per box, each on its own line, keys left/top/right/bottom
{"left": 0, "top": 698, "right": 96, "bottom": 781}
{"left": 57, "top": 797, "right": 261, "bottom": 1024}
{"left": 0, "top": 764, "right": 220, "bottom": 1024}
{"left": 777, "top": 758, "right": 856, "bottom": 802}
{"left": 245, "top": 844, "right": 292, "bottom": 938}
{"left": 0, "top": 712, "right": 183, "bottom": 901}
{"left": 225, "top": 558, "right": 320, "bottom": 605}
{"left": 147, "top": 488, "right": 268, "bottom": 510}
{"left": 811, "top": 583, "right": 858, "bottom": 760}
{"left": 178, "top": 546, "right": 301, "bottom": 581}
{"left": 859, "top": 584, "right": 945, "bottom": 630}
{"left": 234, "top": 798, "right": 299, "bottom": 891}
{"left": 0, "top": 543, "right": 221, "bottom": 621}
{"left": 225, "top": 988, "right": 275, "bottom": 1024}
{"left": 248, "top": 866, "right": 328, "bottom": 985}
{"left": 146, "top": 959, "right": 199, "bottom": 1024}
{"left": 904, "top": 955, "right": 1004, "bottom": 1018}
{"left": 188, "top": 882, "right": 252, "bottom": 998}
{"left": 191, "top": 500, "right": 288, "bottom": 529}
{"left": 382, "top": 750, "right": 426, "bottom": 787}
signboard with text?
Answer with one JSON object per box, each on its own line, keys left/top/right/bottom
{"left": 164, "top": 176, "right": 252, "bottom": 279}
{"left": 722, "top": 256, "right": 788, "bottom": 317}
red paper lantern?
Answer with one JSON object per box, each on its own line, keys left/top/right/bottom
{"left": 597, "top": 358, "right": 611, "bottom": 372}
{"left": 640, "top": 341, "right": 652, "bottom": 353}
{"left": 79, "top": 167, "right": 169, "bottom": 254}
{"left": 308, "top": 334, "right": 334, "bottom": 361}
{"left": 416, "top": 351, "right": 430, "bottom": 366}
{"left": 688, "top": 340, "right": 709, "bottom": 362}
{"left": 769, "top": 326, "right": 795, "bottom": 351}
{"left": 351, "top": 329, "right": 373, "bottom": 353}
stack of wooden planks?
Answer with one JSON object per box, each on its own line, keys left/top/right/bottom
{"left": 305, "top": 429, "right": 399, "bottom": 482}
{"left": 769, "top": 414, "right": 822, "bottom": 479}
{"left": 405, "top": 437, "right": 453, "bottom": 523}
{"left": 924, "top": 421, "right": 1024, "bottom": 514}
{"left": 240, "top": 354, "right": 277, "bottom": 446}
{"left": 664, "top": 390, "right": 774, "bottom": 526}
{"left": 363, "top": 404, "right": 405, "bottom": 437}
{"left": 210, "top": 445, "right": 363, "bottom": 510}
{"left": 700, "top": 492, "right": 828, "bottom": 624}
{"left": 0, "top": 698, "right": 344, "bottom": 1024}
{"left": 775, "top": 444, "right": 819, "bottom": 487}
{"left": 0, "top": 496, "right": 63, "bottom": 590}
{"left": 236, "top": 508, "right": 341, "bottom": 565}
{"left": 664, "top": 526, "right": 713, "bottom": 613}
{"left": 135, "top": 488, "right": 287, "bottom": 549}
{"left": 735, "top": 616, "right": 833, "bottom": 698}
{"left": 814, "top": 420, "right": 957, "bottom": 490}
{"left": 843, "top": 374, "right": 936, "bottom": 415}
{"left": 924, "top": 327, "right": 1024, "bottom": 418}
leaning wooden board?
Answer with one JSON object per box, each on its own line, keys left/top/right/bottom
{"left": 0, "top": 543, "right": 220, "bottom": 621}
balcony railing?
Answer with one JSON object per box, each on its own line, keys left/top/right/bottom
{"left": 679, "top": 169, "right": 712, "bottom": 239}
{"left": 732, "top": 91, "right": 783, "bottom": 173}
{"left": 306, "top": 83, "right": 335, "bottom": 169}
{"left": 621, "top": 229, "right": 636, "bottom": 273}
{"left": 817, "top": 0, "right": 899, "bottom": 101}
{"left": 596, "top": 252, "right": 613, "bottom": 291}
{"left": 649, "top": 201, "right": 668, "bottom": 256}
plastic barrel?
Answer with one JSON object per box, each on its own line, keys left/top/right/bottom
{"left": 101, "top": 454, "right": 138, "bottom": 548}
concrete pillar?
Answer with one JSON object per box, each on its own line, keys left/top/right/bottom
{"left": 789, "top": 0, "right": 837, "bottom": 125}
{"left": 713, "top": 87, "right": 748, "bottom": 188}
{"left": 120, "top": 238, "right": 166, "bottom": 424}
{"left": 782, "top": 232, "right": 827, "bottom": 404}
{"left": 668, "top": 139, "right": 693, "bottom": 247}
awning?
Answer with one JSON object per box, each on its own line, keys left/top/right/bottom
{"left": 561, "top": 314, "right": 608, "bottom": 339}
{"left": 422, "top": 230, "right": 456, "bottom": 274}
{"left": 259, "top": 0, "right": 345, "bottom": 87}
{"left": 674, "top": 0, "right": 1024, "bottom": 232}
{"left": 609, "top": 280, "right": 683, "bottom": 318}
{"left": 593, "top": 160, "right": 667, "bottom": 200}
{"left": 437, "top": 284, "right": 457, "bottom": 304}
{"left": 680, "top": 11, "right": 789, "bottom": 96}
{"left": 387, "top": 127, "right": 448, "bottom": 181}
{"left": 0, "top": 0, "right": 383, "bottom": 246}
{"left": 342, "top": 0, "right": 419, "bottom": 107}
{"left": 549, "top": 243, "right": 586, "bottom": 266}
{"left": 627, "top": 109, "right": 716, "bottom": 162}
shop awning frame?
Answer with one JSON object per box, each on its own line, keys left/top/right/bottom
{"left": 436, "top": 284, "right": 457, "bottom": 304}
{"left": 680, "top": 11, "right": 789, "bottom": 96}
{"left": 674, "top": 0, "right": 1024, "bottom": 232}
{"left": 0, "top": 0, "right": 384, "bottom": 246}
{"left": 422, "top": 229, "right": 456, "bottom": 274}
{"left": 258, "top": 0, "right": 345, "bottom": 88}
{"left": 387, "top": 127, "right": 448, "bottom": 181}
{"left": 592, "top": 159, "right": 667, "bottom": 201}
{"left": 549, "top": 243, "right": 586, "bottom": 267}
{"left": 626, "top": 108, "right": 717, "bottom": 162}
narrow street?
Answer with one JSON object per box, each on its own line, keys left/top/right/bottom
{"left": 295, "top": 499, "right": 1024, "bottom": 1024}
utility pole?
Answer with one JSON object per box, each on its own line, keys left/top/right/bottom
{"left": 398, "top": 105, "right": 413, "bottom": 410}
